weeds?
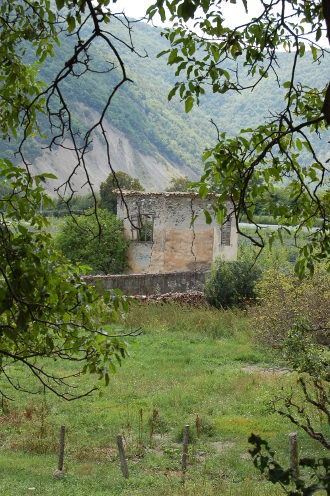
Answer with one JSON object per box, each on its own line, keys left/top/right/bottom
{"left": 0, "top": 303, "right": 325, "bottom": 495}
{"left": 124, "top": 301, "right": 247, "bottom": 340}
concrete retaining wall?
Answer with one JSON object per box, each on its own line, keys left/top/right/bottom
{"left": 83, "top": 271, "right": 207, "bottom": 296}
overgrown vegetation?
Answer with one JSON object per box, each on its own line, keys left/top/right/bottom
{"left": 248, "top": 255, "right": 329, "bottom": 494}
{"left": 55, "top": 208, "right": 129, "bottom": 274}
{"left": 205, "top": 258, "right": 261, "bottom": 309}
{"left": 202, "top": 235, "right": 329, "bottom": 494}
{"left": 204, "top": 234, "right": 301, "bottom": 310}
{"left": 252, "top": 265, "right": 329, "bottom": 348}
{"left": 248, "top": 317, "right": 329, "bottom": 494}
{"left": 0, "top": 302, "right": 326, "bottom": 496}
{"left": 0, "top": 163, "right": 129, "bottom": 400}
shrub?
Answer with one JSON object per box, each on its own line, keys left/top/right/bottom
{"left": 238, "top": 235, "right": 299, "bottom": 272}
{"left": 55, "top": 209, "right": 129, "bottom": 274}
{"left": 252, "top": 265, "right": 329, "bottom": 349}
{"left": 205, "top": 257, "right": 261, "bottom": 308}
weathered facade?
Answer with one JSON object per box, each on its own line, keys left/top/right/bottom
{"left": 116, "top": 191, "right": 237, "bottom": 274}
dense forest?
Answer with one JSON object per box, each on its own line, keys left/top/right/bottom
{"left": 3, "top": 17, "right": 329, "bottom": 191}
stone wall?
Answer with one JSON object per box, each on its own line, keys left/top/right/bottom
{"left": 83, "top": 270, "right": 207, "bottom": 296}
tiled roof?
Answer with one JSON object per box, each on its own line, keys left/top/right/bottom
{"left": 113, "top": 190, "right": 219, "bottom": 199}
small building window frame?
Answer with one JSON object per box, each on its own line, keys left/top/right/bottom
{"left": 131, "top": 213, "right": 154, "bottom": 242}
{"left": 221, "top": 217, "right": 231, "bottom": 246}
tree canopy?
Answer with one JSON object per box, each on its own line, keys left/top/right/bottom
{"left": 148, "top": 0, "right": 329, "bottom": 275}
{"left": 166, "top": 175, "right": 190, "bottom": 191}
{"left": 0, "top": 160, "right": 130, "bottom": 400}
{"left": 0, "top": 0, "right": 140, "bottom": 399}
{"left": 99, "top": 171, "right": 144, "bottom": 214}
{"left": 55, "top": 208, "right": 129, "bottom": 274}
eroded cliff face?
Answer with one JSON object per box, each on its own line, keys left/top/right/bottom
{"left": 32, "top": 106, "right": 195, "bottom": 194}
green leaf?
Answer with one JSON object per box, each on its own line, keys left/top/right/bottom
{"left": 67, "top": 15, "right": 76, "bottom": 33}
{"left": 204, "top": 209, "right": 212, "bottom": 224}
{"left": 199, "top": 183, "right": 208, "bottom": 198}
{"left": 217, "top": 209, "right": 224, "bottom": 225}
{"left": 299, "top": 43, "right": 305, "bottom": 57}
{"left": 158, "top": 5, "right": 166, "bottom": 22}
{"left": 211, "top": 45, "right": 220, "bottom": 63}
{"left": 185, "top": 96, "right": 194, "bottom": 113}
{"left": 40, "top": 173, "right": 58, "bottom": 180}
{"left": 178, "top": 0, "right": 197, "bottom": 22}
{"left": 168, "top": 48, "right": 178, "bottom": 64}
{"left": 311, "top": 45, "right": 318, "bottom": 61}
{"left": 157, "top": 49, "right": 170, "bottom": 58}
{"left": 202, "top": 150, "right": 212, "bottom": 161}
{"left": 168, "top": 86, "right": 177, "bottom": 101}
{"left": 220, "top": 69, "right": 230, "bottom": 81}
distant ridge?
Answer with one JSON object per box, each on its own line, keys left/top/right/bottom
{"left": 3, "top": 18, "right": 328, "bottom": 193}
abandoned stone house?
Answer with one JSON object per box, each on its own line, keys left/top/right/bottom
{"left": 116, "top": 191, "right": 237, "bottom": 274}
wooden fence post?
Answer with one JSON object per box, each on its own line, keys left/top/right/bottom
{"left": 53, "top": 425, "right": 65, "bottom": 478}
{"left": 196, "top": 415, "right": 200, "bottom": 441}
{"left": 58, "top": 425, "right": 66, "bottom": 471}
{"left": 117, "top": 434, "right": 129, "bottom": 479}
{"left": 181, "top": 424, "right": 190, "bottom": 484}
{"left": 289, "top": 432, "right": 299, "bottom": 478}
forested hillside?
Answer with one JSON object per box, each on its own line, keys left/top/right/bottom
{"left": 3, "top": 18, "right": 329, "bottom": 191}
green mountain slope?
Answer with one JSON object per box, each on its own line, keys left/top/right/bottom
{"left": 3, "top": 18, "right": 329, "bottom": 191}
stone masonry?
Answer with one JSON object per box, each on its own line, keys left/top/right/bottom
{"left": 116, "top": 191, "right": 237, "bottom": 274}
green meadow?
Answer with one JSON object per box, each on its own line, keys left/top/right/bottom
{"left": 0, "top": 303, "right": 326, "bottom": 495}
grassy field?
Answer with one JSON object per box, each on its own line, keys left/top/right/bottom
{"left": 0, "top": 303, "right": 326, "bottom": 495}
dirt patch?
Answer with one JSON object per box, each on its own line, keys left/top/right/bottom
{"left": 75, "top": 446, "right": 117, "bottom": 462}
{"left": 241, "top": 365, "right": 290, "bottom": 376}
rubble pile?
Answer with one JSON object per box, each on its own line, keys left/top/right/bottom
{"left": 133, "top": 291, "right": 207, "bottom": 307}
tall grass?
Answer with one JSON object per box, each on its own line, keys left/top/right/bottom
{"left": 124, "top": 301, "right": 248, "bottom": 340}
{"left": 0, "top": 303, "right": 325, "bottom": 496}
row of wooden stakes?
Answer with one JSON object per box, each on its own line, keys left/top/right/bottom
{"left": 53, "top": 425, "right": 300, "bottom": 484}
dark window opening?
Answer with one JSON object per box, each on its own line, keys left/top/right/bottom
{"left": 221, "top": 218, "right": 231, "bottom": 246}
{"left": 131, "top": 214, "right": 154, "bottom": 242}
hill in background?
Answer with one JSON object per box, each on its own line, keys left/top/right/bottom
{"left": 3, "top": 18, "right": 329, "bottom": 192}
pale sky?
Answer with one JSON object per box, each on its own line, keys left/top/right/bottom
{"left": 113, "top": 0, "right": 263, "bottom": 27}
{"left": 113, "top": 0, "right": 155, "bottom": 19}
{"left": 113, "top": 1, "right": 327, "bottom": 46}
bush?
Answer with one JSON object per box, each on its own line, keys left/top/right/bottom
{"left": 238, "top": 235, "right": 299, "bottom": 272}
{"left": 252, "top": 265, "right": 329, "bottom": 349}
{"left": 205, "top": 257, "right": 261, "bottom": 308}
{"left": 55, "top": 209, "right": 129, "bottom": 274}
